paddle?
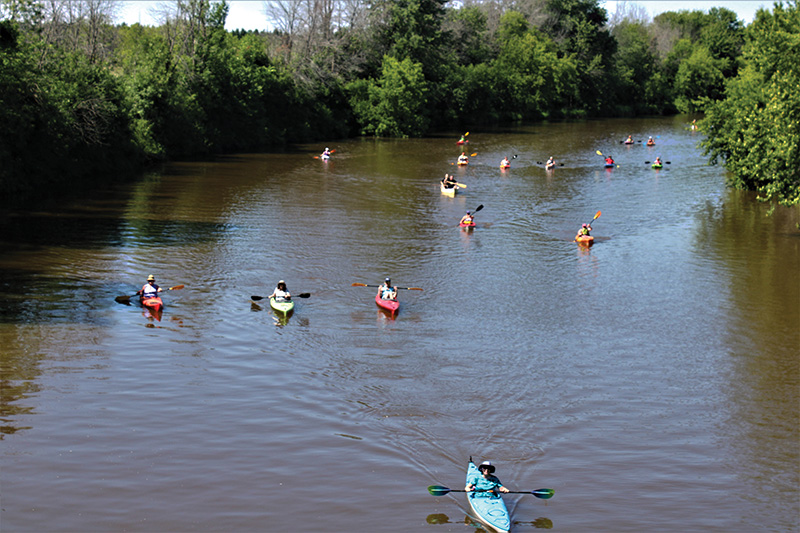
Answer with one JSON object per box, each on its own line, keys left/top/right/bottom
{"left": 251, "top": 293, "right": 310, "bottom": 301}
{"left": 115, "top": 284, "right": 184, "bottom": 304}
{"left": 313, "top": 149, "right": 336, "bottom": 159}
{"left": 351, "top": 283, "right": 423, "bottom": 291}
{"left": 645, "top": 161, "right": 671, "bottom": 164}
{"left": 596, "top": 150, "right": 619, "bottom": 167}
{"left": 585, "top": 210, "right": 601, "bottom": 226}
{"left": 427, "top": 485, "right": 555, "bottom": 500}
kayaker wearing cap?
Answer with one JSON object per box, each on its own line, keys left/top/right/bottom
{"left": 321, "top": 147, "right": 331, "bottom": 158}
{"left": 269, "top": 280, "right": 291, "bottom": 302}
{"left": 137, "top": 274, "right": 162, "bottom": 299}
{"left": 460, "top": 211, "right": 474, "bottom": 226}
{"left": 378, "top": 278, "right": 397, "bottom": 301}
{"left": 577, "top": 223, "right": 592, "bottom": 238}
{"left": 466, "top": 461, "right": 509, "bottom": 497}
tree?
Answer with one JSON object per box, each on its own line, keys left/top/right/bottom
{"left": 346, "top": 54, "right": 428, "bottom": 136}
{"left": 702, "top": 1, "right": 800, "bottom": 208}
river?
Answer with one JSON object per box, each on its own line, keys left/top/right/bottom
{"left": 1, "top": 116, "right": 798, "bottom": 532}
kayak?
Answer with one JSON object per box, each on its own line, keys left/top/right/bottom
{"left": 457, "top": 161, "right": 469, "bottom": 166}
{"left": 604, "top": 163, "right": 615, "bottom": 168}
{"left": 652, "top": 163, "right": 663, "bottom": 169}
{"left": 375, "top": 293, "right": 399, "bottom": 313}
{"left": 466, "top": 460, "right": 511, "bottom": 533}
{"left": 545, "top": 163, "right": 556, "bottom": 170}
{"left": 457, "top": 140, "right": 468, "bottom": 145}
{"left": 624, "top": 140, "right": 634, "bottom": 144}
{"left": 646, "top": 142, "right": 655, "bottom": 146}
{"left": 500, "top": 164, "right": 510, "bottom": 170}
{"left": 575, "top": 234, "right": 594, "bottom": 246}
{"left": 270, "top": 297, "right": 295, "bottom": 314}
{"left": 460, "top": 220, "right": 476, "bottom": 229}
{"left": 440, "top": 182, "right": 458, "bottom": 196}
{"left": 140, "top": 295, "right": 163, "bottom": 312}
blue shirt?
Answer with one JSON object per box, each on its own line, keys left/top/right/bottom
{"left": 467, "top": 472, "right": 504, "bottom": 497}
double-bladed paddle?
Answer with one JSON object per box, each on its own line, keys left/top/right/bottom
{"left": 314, "top": 149, "right": 336, "bottom": 159}
{"left": 251, "top": 293, "right": 310, "bottom": 301}
{"left": 645, "top": 161, "right": 671, "bottom": 164}
{"left": 351, "top": 283, "right": 423, "bottom": 291}
{"left": 427, "top": 485, "right": 555, "bottom": 500}
{"left": 115, "top": 284, "right": 184, "bottom": 304}
{"left": 586, "top": 210, "right": 601, "bottom": 226}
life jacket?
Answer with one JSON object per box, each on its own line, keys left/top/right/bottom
{"left": 141, "top": 283, "right": 159, "bottom": 297}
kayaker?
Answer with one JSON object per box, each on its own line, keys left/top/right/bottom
{"left": 654, "top": 156, "right": 662, "bottom": 166}
{"left": 577, "top": 223, "right": 592, "bottom": 238}
{"left": 269, "top": 280, "right": 291, "bottom": 302}
{"left": 647, "top": 136, "right": 655, "bottom": 146}
{"left": 458, "top": 152, "right": 469, "bottom": 165}
{"left": 500, "top": 156, "right": 510, "bottom": 168}
{"left": 625, "top": 135, "right": 633, "bottom": 144}
{"left": 605, "top": 155, "right": 614, "bottom": 166}
{"left": 321, "top": 147, "right": 331, "bottom": 158}
{"left": 137, "top": 274, "right": 162, "bottom": 299}
{"left": 691, "top": 119, "right": 697, "bottom": 130}
{"left": 378, "top": 278, "right": 397, "bottom": 301}
{"left": 459, "top": 135, "right": 467, "bottom": 144}
{"left": 546, "top": 156, "right": 556, "bottom": 169}
{"left": 465, "top": 461, "right": 509, "bottom": 497}
{"left": 460, "top": 211, "right": 474, "bottom": 226}
{"left": 441, "top": 173, "right": 458, "bottom": 189}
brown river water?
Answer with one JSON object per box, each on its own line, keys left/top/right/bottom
{"left": 1, "top": 116, "right": 798, "bottom": 532}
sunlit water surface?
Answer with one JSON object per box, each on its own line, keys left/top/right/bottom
{"left": 1, "top": 116, "right": 798, "bottom": 532}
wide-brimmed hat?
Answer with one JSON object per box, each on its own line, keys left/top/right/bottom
{"left": 147, "top": 274, "right": 155, "bottom": 281}
{"left": 478, "top": 461, "right": 495, "bottom": 473}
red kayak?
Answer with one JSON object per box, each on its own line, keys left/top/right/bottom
{"left": 375, "top": 293, "right": 399, "bottom": 313}
{"left": 141, "top": 295, "right": 163, "bottom": 312}
{"left": 460, "top": 221, "right": 476, "bottom": 229}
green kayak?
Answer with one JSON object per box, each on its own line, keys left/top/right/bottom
{"left": 269, "top": 297, "right": 295, "bottom": 314}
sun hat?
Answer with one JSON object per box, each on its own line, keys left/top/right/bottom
{"left": 147, "top": 274, "right": 155, "bottom": 281}
{"left": 479, "top": 461, "right": 495, "bottom": 473}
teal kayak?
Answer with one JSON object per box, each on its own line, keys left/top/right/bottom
{"left": 466, "top": 460, "right": 511, "bottom": 533}
{"left": 269, "top": 297, "right": 295, "bottom": 314}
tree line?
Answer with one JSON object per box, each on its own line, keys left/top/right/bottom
{"left": 0, "top": 0, "right": 796, "bottom": 207}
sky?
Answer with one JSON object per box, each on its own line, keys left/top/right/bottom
{"left": 118, "top": 1, "right": 771, "bottom": 31}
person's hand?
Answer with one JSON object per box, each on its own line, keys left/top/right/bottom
{"left": 499, "top": 487, "right": 509, "bottom": 493}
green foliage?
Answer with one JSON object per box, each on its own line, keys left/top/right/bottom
{"left": 673, "top": 45, "right": 725, "bottom": 112}
{"left": 702, "top": 1, "right": 800, "bottom": 208}
{"left": 347, "top": 55, "right": 429, "bottom": 137}
{"left": 492, "top": 27, "right": 578, "bottom": 120}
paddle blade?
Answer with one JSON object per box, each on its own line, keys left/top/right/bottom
{"left": 351, "top": 283, "right": 368, "bottom": 287}
{"left": 465, "top": 132, "right": 469, "bottom": 136}
{"left": 532, "top": 488, "right": 555, "bottom": 499}
{"left": 474, "top": 204, "right": 484, "bottom": 213}
{"left": 456, "top": 182, "right": 467, "bottom": 188}
{"left": 470, "top": 153, "right": 477, "bottom": 157}
{"left": 596, "top": 150, "right": 603, "bottom": 156}
{"left": 115, "top": 295, "right": 132, "bottom": 303}
{"left": 251, "top": 295, "right": 265, "bottom": 301}
{"left": 297, "top": 293, "right": 311, "bottom": 298}
{"left": 169, "top": 284, "right": 185, "bottom": 291}
{"left": 428, "top": 485, "right": 451, "bottom": 496}
{"left": 593, "top": 210, "right": 601, "bottom": 220}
